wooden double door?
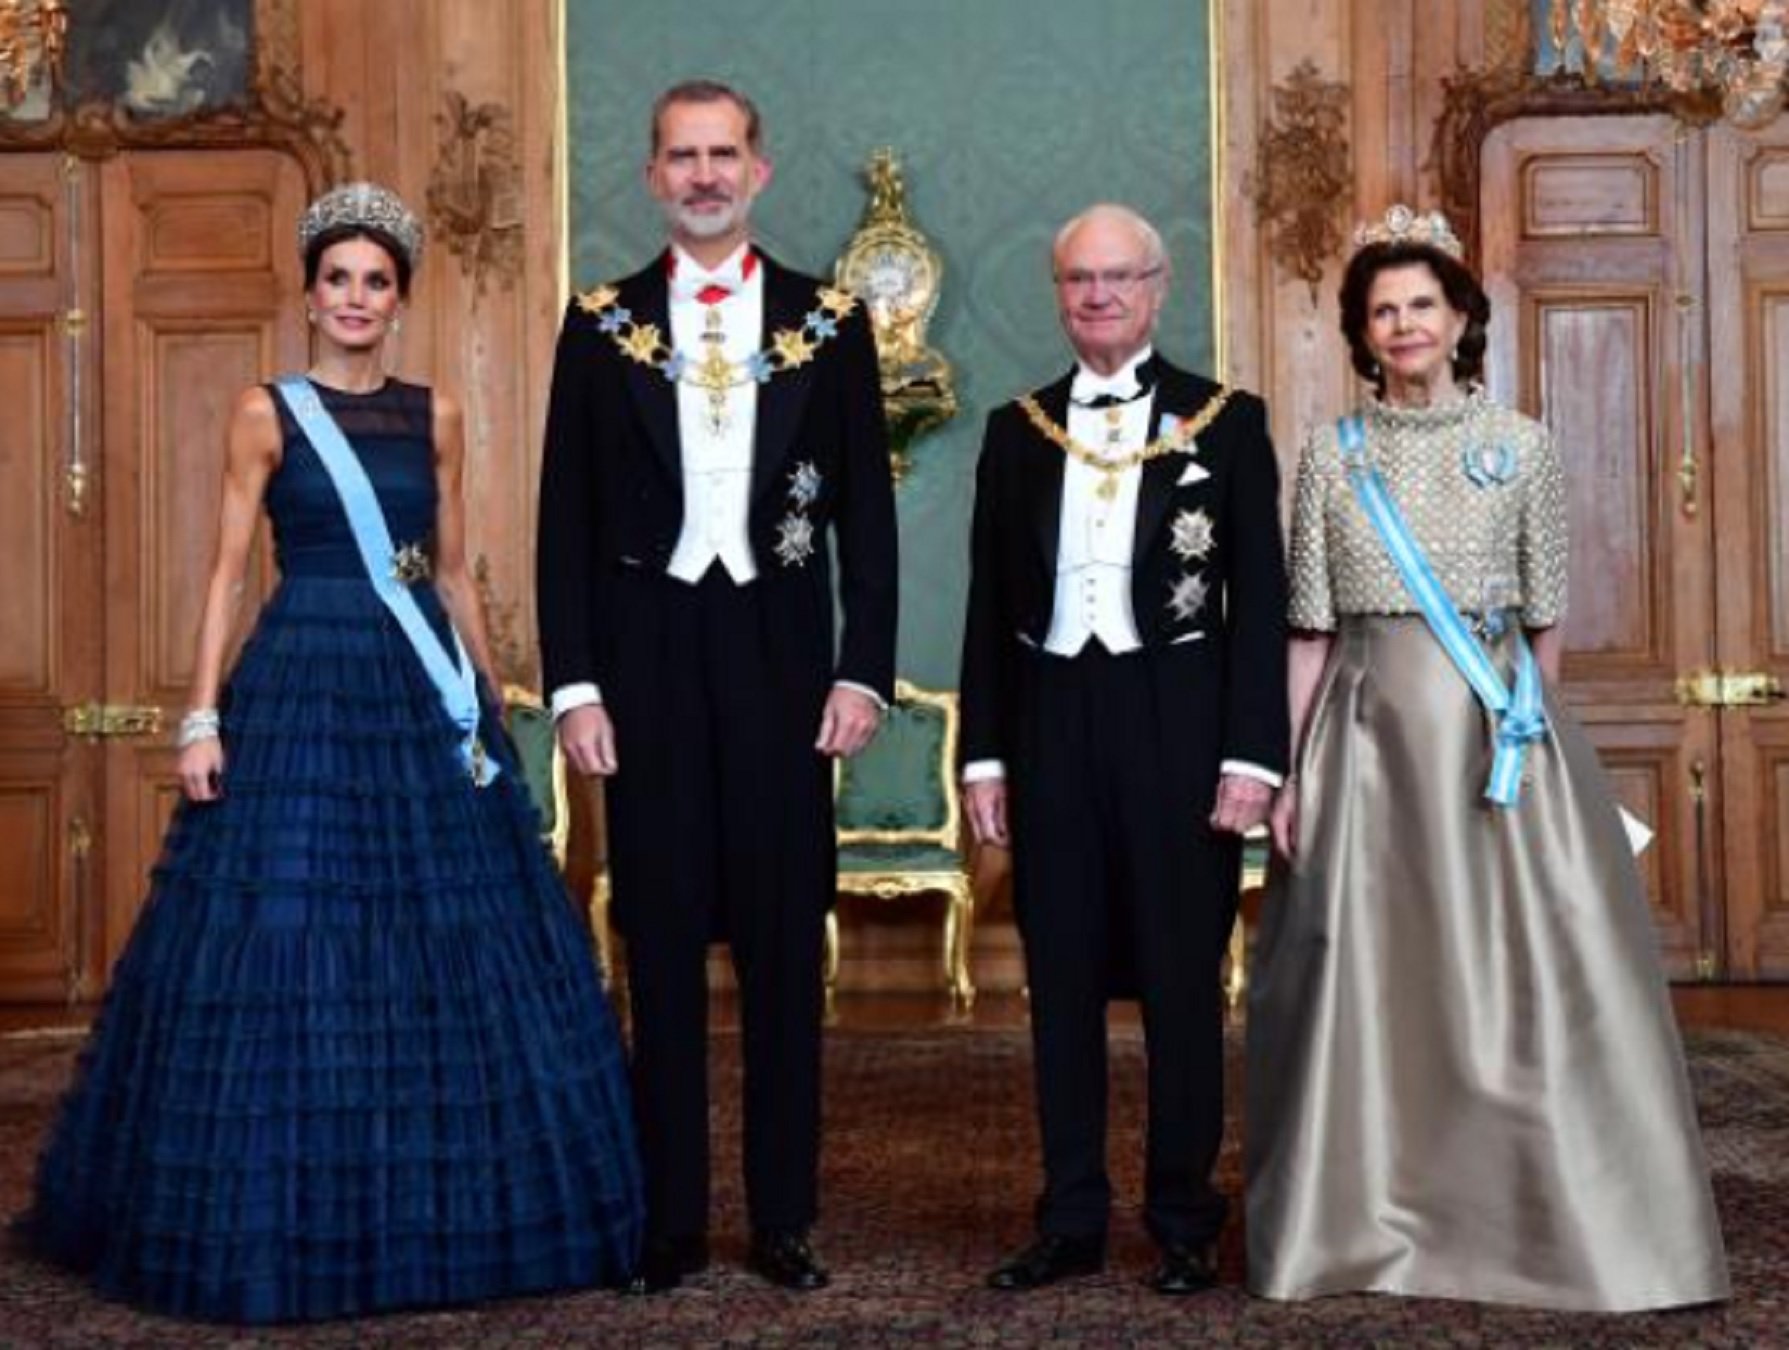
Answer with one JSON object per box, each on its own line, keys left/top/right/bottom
{"left": 0, "top": 149, "right": 306, "bottom": 1002}
{"left": 1482, "top": 113, "right": 1789, "bottom": 979}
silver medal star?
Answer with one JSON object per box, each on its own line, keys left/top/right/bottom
{"left": 788, "top": 460, "right": 823, "bottom": 508}
{"left": 1169, "top": 508, "right": 1215, "bottom": 562}
{"left": 1167, "top": 572, "right": 1209, "bottom": 622}
{"left": 775, "top": 514, "right": 816, "bottom": 567}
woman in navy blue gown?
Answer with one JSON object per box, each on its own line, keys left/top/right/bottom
{"left": 19, "top": 183, "right": 644, "bottom": 1323}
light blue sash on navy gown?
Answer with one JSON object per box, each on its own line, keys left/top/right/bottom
{"left": 274, "top": 377, "right": 497, "bottom": 786}
{"left": 1337, "top": 413, "right": 1543, "bottom": 806}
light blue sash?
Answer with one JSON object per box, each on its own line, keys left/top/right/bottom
{"left": 274, "top": 377, "right": 496, "bottom": 786}
{"left": 1337, "top": 414, "right": 1544, "bottom": 806}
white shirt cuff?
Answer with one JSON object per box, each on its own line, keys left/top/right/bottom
{"left": 833, "top": 680, "right": 887, "bottom": 712}
{"left": 1221, "top": 759, "right": 1284, "bottom": 790}
{"left": 962, "top": 759, "right": 1007, "bottom": 784}
{"left": 549, "top": 683, "right": 603, "bottom": 720}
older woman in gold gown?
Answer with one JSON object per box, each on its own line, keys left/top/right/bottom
{"left": 1245, "top": 206, "right": 1728, "bottom": 1312}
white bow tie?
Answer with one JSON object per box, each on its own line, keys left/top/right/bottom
{"left": 1070, "top": 369, "right": 1147, "bottom": 406}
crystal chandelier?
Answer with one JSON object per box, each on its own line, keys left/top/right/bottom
{"left": 1546, "top": 0, "right": 1789, "bottom": 128}
{"left": 0, "top": 0, "right": 67, "bottom": 111}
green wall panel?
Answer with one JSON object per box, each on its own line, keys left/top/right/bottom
{"left": 566, "top": 0, "right": 1216, "bottom": 687}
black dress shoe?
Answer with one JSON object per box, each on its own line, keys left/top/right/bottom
{"left": 748, "top": 1230, "right": 831, "bottom": 1291}
{"left": 986, "top": 1234, "right": 1105, "bottom": 1291}
{"left": 622, "top": 1234, "right": 709, "bottom": 1295}
{"left": 1147, "top": 1242, "right": 1218, "bottom": 1296}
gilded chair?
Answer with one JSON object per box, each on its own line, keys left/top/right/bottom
{"left": 501, "top": 686, "right": 569, "bottom": 862}
{"left": 1223, "top": 828, "right": 1271, "bottom": 1015}
{"left": 503, "top": 686, "right": 621, "bottom": 993}
{"left": 830, "top": 679, "right": 975, "bottom": 1008}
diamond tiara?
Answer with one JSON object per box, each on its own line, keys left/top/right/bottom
{"left": 1351, "top": 204, "right": 1463, "bottom": 260}
{"left": 297, "top": 181, "right": 424, "bottom": 270}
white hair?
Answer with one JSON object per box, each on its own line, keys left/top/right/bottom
{"left": 1052, "top": 203, "right": 1169, "bottom": 276}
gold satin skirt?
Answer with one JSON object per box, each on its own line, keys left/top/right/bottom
{"left": 1245, "top": 616, "right": 1729, "bottom": 1311}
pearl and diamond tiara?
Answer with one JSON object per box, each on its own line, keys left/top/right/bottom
{"left": 297, "top": 181, "right": 424, "bottom": 269}
{"left": 1351, "top": 204, "right": 1463, "bottom": 260}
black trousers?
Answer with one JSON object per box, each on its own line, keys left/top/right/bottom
{"left": 603, "top": 567, "right": 832, "bottom": 1241}
{"left": 1008, "top": 643, "right": 1241, "bottom": 1247}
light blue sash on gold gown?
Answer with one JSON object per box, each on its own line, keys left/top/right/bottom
{"left": 1337, "top": 413, "right": 1542, "bottom": 806}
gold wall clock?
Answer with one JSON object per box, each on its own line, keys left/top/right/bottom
{"left": 835, "top": 148, "right": 957, "bottom": 481}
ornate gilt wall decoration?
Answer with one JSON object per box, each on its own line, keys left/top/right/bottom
{"left": 1249, "top": 60, "right": 1351, "bottom": 305}
{"left": 426, "top": 90, "right": 523, "bottom": 296}
{"left": 834, "top": 149, "right": 956, "bottom": 482}
{"left": 1483, "top": 0, "right": 1537, "bottom": 76}
{"left": 0, "top": 0, "right": 68, "bottom": 111}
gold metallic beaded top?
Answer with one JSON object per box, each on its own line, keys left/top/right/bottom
{"left": 1287, "top": 391, "right": 1567, "bottom": 632}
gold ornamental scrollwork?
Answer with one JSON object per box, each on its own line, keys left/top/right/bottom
{"left": 1249, "top": 60, "right": 1351, "bottom": 305}
{"left": 833, "top": 149, "right": 956, "bottom": 483}
{"left": 426, "top": 90, "right": 523, "bottom": 296}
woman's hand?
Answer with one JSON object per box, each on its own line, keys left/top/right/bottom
{"left": 179, "top": 739, "right": 225, "bottom": 802}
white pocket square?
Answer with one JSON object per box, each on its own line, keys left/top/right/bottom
{"left": 1176, "top": 460, "right": 1210, "bottom": 487}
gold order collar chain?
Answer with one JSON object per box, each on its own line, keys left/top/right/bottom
{"left": 575, "top": 282, "right": 858, "bottom": 381}
{"left": 1018, "top": 387, "right": 1234, "bottom": 499}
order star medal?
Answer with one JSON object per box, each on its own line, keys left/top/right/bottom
{"left": 1169, "top": 509, "right": 1215, "bottom": 562}
{"left": 775, "top": 514, "right": 815, "bottom": 567}
{"left": 1168, "top": 572, "right": 1209, "bottom": 622}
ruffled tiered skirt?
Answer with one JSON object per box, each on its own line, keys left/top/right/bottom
{"left": 20, "top": 577, "right": 643, "bottom": 1323}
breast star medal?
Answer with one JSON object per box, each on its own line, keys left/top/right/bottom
{"left": 1169, "top": 509, "right": 1215, "bottom": 562}
{"left": 1168, "top": 572, "right": 1210, "bottom": 623}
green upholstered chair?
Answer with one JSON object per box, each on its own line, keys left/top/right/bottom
{"left": 831, "top": 679, "right": 975, "bottom": 1007}
{"left": 501, "top": 686, "right": 569, "bottom": 862}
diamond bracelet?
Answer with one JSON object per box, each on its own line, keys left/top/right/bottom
{"left": 176, "top": 708, "right": 221, "bottom": 749}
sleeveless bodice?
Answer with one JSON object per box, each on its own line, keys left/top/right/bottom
{"left": 266, "top": 378, "right": 436, "bottom": 577}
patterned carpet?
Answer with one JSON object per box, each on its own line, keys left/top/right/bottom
{"left": 0, "top": 1023, "right": 1782, "bottom": 1348}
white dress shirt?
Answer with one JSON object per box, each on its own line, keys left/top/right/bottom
{"left": 1044, "top": 363, "right": 1151, "bottom": 658}
{"left": 666, "top": 242, "right": 763, "bottom": 586}
{"left": 964, "top": 347, "right": 1280, "bottom": 790}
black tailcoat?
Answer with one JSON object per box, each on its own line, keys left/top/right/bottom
{"left": 536, "top": 250, "right": 897, "bottom": 1241}
{"left": 957, "top": 354, "right": 1288, "bottom": 1246}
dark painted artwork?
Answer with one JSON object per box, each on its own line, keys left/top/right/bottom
{"left": 63, "top": 0, "right": 254, "bottom": 115}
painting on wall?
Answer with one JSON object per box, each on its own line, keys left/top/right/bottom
{"left": 68, "top": 0, "right": 254, "bottom": 114}
{"left": 4, "top": 0, "right": 255, "bottom": 121}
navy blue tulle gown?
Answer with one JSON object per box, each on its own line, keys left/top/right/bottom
{"left": 20, "top": 379, "right": 644, "bottom": 1323}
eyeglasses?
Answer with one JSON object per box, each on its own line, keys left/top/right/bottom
{"left": 1055, "top": 266, "right": 1162, "bottom": 294}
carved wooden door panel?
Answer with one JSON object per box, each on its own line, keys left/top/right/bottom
{"left": 1707, "top": 119, "right": 1789, "bottom": 979}
{"left": 1480, "top": 115, "right": 1719, "bottom": 978}
{"left": 0, "top": 153, "right": 102, "bottom": 1001}
{"left": 93, "top": 150, "right": 308, "bottom": 980}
